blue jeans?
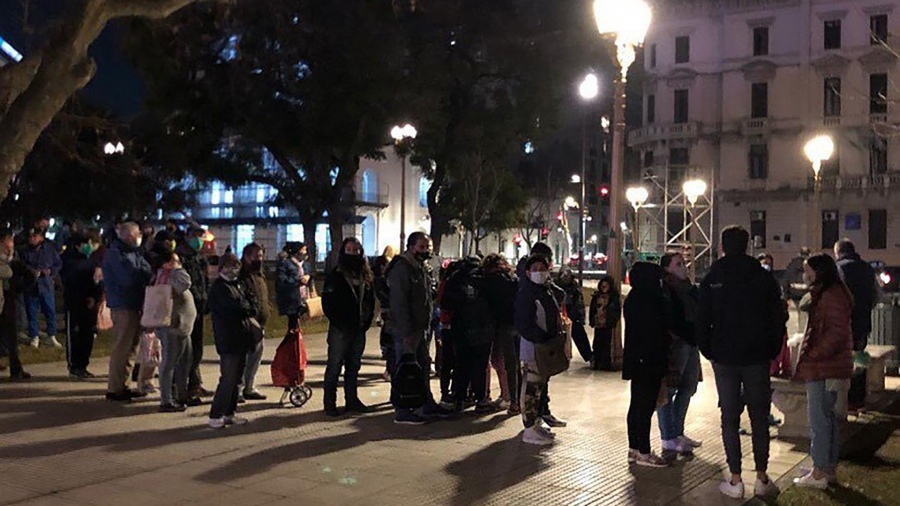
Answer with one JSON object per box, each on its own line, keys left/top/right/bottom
{"left": 807, "top": 380, "right": 840, "bottom": 473}
{"left": 656, "top": 340, "right": 700, "bottom": 440}
{"left": 25, "top": 289, "right": 57, "bottom": 338}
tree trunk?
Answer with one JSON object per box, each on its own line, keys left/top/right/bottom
{"left": 300, "top": 215, "right": 320, "bottom": 270}
{"left": 327, "top": 212, "right": 345, "bottom": 271}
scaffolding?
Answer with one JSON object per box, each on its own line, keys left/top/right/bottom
{"left": 637, "top": 163, "right": 716, "bottom": 279}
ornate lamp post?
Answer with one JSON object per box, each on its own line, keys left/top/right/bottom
{"left": 803, "top": 134, "right": 834, "bottom": 251}
{"left": 625, "top": 186, "right": 649, "bottom": 256}
{"left": 593, "top": 0, "right": 651, "bottom": 369}
{"left": 391, "top": 124, "right": 417, "bottom": 248}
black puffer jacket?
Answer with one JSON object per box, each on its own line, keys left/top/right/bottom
{"left": 482, "top": 269, "right": 518, "bottom": 328}
{"left": 61, "top": 248, "right": 103, "bottom": 309}
{"left": 515, "top": 277, "right": 561, "bottom": 344}
{"left": 208, "top": 277, "right": 257, "bottom": 355}
{"left": 322, "top": 267, "right": 375, "bottom": 332}
{"left": 623, "top": 262, "right": 671, "bottom": 380}
{"left": 836, "top": 253, "right": 876, "bottom": 341}
{"left": 176, "top": 243, "right": 209, "bottom": 313}
{"left": 697, "top": 254, "right": 786, "bottom": 366}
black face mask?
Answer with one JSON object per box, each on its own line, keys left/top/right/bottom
{"left": 414, "top": 251, "right": 432, "bottom": 262}
{"left": 342, "top": 255, "right": 363, "bottom": 271}
{"left": 250, "top": 260, "right": 263, "bottom": 272}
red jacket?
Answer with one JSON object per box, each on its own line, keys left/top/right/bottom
{"left": 794, "top": 285, "right": 854, "bottom": 382}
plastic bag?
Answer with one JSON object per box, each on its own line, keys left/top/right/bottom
{"left": 139, "top": 330, "right": 161, "bottom": 367}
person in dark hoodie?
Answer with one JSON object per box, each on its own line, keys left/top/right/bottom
{"left": 482, "top": 254, "right": 520, "bottom": 414}
{"left": 61, "top": 232, "right": 103, "bottom": 379}
{"left": 556, "top": 266, "right": 592, "bottom": 364}
{"left": 589, "top": 275, "right": 621, "bottom": 371}
{"left": 656, "top": 252, "right": 703, "bottom": 456}
{"left": 321, "top": 237, "right": 376, "bottom": 417}
{"left": 239, "top": 242, "right": 270, "bottom": 402}
{"left": 177, "top": 226, "right": 212, "bottom": 398}
{"left": 623, "top": 261, "right": 671, "bottom": 467}
{"left": 207, "top": 253, "right": 257, "bottom": 429}
{"left": 697, "top": 225, "right": 785, "bottom": 499}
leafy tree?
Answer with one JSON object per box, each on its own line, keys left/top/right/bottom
{"left": 126, "top": 0, "right": 405, "bottom": 261}
{"left": 0, "top": 0, "right": 211, "bottom": 201}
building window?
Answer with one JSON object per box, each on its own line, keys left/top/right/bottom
{"left": 871, "top": 73, "right": 888, "bottom": 114}
{"left": 751, "top": 82, "right": 768, "bottom": 118}
{"left": 675, "top": 36, "right": 690, "bottom": 63}
{"left": 268, "top": 206, "right": 279, "bottom": 218}
{"left": 824, "top": 20, "right": 841, "bottom": 50}
{"left": 753, "top": 26, "right": 769, "bottom": 56}
{"left": 224, "top": 207, "right": 233, "bottom": 219}
{"left": 646, "top": 94, "right": 655, "bottom": 124}
{"left": 315, "top": 224, "right": 331, "bottom": 262}
{"left": 824, "top": 77, "right": 841, "bottom": 117}
{"left": 870, "top": 137, "right": 888, "bottom": 175}
{"left": 255, "top": 205, "right": 265, "bottom": 218}
{"left": 871, "top": 14, "right": 888, "bottom": 45}
{"left": 869, "top": 209, "right": 887, "bottom": 250}
{"left": 286, "top": 224, "right": 304, "bottom": 242}
{"left": 669, "top": 147, "right": 689, "bottom": 166}
{"left": 256, "top": 185, "right": 267, "bottom": 203}
{"left": 649, "top": 44, "right": 657, "bottom": 68}
{"left": 362, "top": 215, "right": 377, "bottom": 254}
{"left": 674, "top": 89, "right": 689, "bottom": 124}
{"left": 224, "top": 188, "right": 234, "bottom": 204}
{"left": 643, "top": 151, "right": 654, "bottom": 168}
{"left": 211, "top": 207, "right": 221, "bottom": 219}
{"left": 418, "top": 177, "right": 431, "bottom": 208}
{"left": 210, "top": 182, "right": 222, "bottom": 205}
{"left": 750, "top": 211, "right": 766, "bottom": 249}
{"left": 748, "top": 144, "right": 768, "bottom": 179}
{"left": 235, "top": 225, "right": 254, "bottom": 254}
{"left": 822, "top": 210, "right": 839, "bottom": 250}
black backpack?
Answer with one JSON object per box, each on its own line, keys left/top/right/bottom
{"left": 392, "top": 354, "right": 427, "bottom": 409}
{"left": 447, "top": 269, "right": 496, "bottom": 345}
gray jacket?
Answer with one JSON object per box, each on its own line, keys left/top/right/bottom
{"left": 160, "top": 268, "right": 197, "bottom": 337}
{"left": 386, "top": 252, "right": 433, "bottom": 345}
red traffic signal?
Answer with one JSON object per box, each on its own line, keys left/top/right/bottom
{"left": 599, "top": 185, "right": 610, "bottom": 197}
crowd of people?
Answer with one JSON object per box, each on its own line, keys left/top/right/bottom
{"left": 0, "top": 217, "right": 880, "bottom": 498}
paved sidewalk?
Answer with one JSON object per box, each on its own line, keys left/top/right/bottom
{"left": 1, "top": 328, "right": 811, "bottom": 506}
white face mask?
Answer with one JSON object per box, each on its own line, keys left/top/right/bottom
{"left": 135, "top": 237, "right": 143, "bottom": 248}
{"left": 762, "top": 263, "right": 772, "bottom": 272}
{"left": 529, "top": 271, "right": 550, "bottom": 285}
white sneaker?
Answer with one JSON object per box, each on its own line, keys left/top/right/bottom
{"left": 208, "top": 417, "right": 226, "bottom": 429}
{"left": 627, "top": 449, "right": 640, "bottom": 463}
{"left": 43, "top": 336, "right": 62, "bottom": 348}
{"left": 535, "top": 424, "right": 556, "bottom": 439}
{"left": 224, "top": 415, "right": 248, "bottom": 425}
{"left": 754, "top": 477, "right": 780, "bottom": 497}
{"left": 793, "top": 471, "right": 828, "bottom": 490}
{"left": 522, "top": 427, "right": 553, "bottom": 445}
{"left": 678, "top": 434, "right": 702, "bottom": 448}
{"left": 28, "top": 336, "right": 39, "bottom": 349}
{"left": 718, "top": 479, "right": 744, "bottom": 499}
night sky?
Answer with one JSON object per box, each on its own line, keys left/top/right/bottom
{"left": 1, "top": 0, "right": 145, "bottom": 118}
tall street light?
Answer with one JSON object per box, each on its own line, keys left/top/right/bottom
{"left": 578, "top": 72, "right": 600, "bottom": 287}
{"left": 804, "top": 134, "right": 834, "bottom": 252}
{"left": 593, "top": 0, "right": 651, "bottom": 370}
{"left": 625, "top": 186, "right": 649, "bottom": 256}
{"left": 391, "top": 123, "right": 417, "bottom": 249}
{"left": 682, "top": 179, "right": 707, "bottom": 281}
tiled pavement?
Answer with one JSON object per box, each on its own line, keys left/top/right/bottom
{"left": 0, "top": 321, "right": 832, "bottom": 506}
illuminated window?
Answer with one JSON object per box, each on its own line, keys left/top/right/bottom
{"left": 419, "top": 177, "right": 431, "bottom": 208}
{"left": 235, "top": 225, "right": 254, "bottom": 254}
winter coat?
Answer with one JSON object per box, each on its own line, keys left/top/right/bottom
{"left": 20, "top": 242, "right": 62, "bottom": 296}
{"left": 241, "top": 270, "right": 272, "bottom": 327}
{"left": 662, "top": 274, "right": 699, "bottom": 346}
{"left": 482, "top": 269, "right": 518, "bottom": 328}
{"left": 781, "top": 256, "right": 808, "bottom": 303}
{"left": 836, "top": 253, "right": 877, "bottom": 340}
{"left": 61, "top": 249, "right": 103, "bottom": 310}
{"left": 558, "top": 276, "right": 586, "bottom": 323}
{"left": 794, "top": 284, "right": 854, "bottom": 382}
{"left": 697, "top": 254, "right": 786, "bottom": 366}
{"left": 322, "top": 266, "right": 375, "bottom": 332}
{"left": 208, "top": 277, "right": 257, "bottom": 355}
{"left": 156, "top": 268, "right": 197, "bottom": 337}
{"left": 176, "top": 243, "right": 209, "bottom": 313}
{"left": 386, "top": 252, "right": 434, "bottom": 340}
{"left": 589, "top": 275, "right": 621, "bottom": 330}
{"left": 275, "top": 254, "right": 303, "bottom": 316}
{"left": 101, "top": 239, "right": 153, "bottom": 311}
{"left": 515, "top": 276, "right": 563, "bottom": 364}
{"left": 622, "top": 262, "right": 671, "bottom": 380}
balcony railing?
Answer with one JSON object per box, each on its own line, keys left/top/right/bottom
{"left": 870, "top": 113, "right": 889, "bottom": 124}
{"left": 823, "top": 116, "right": 841, "bottom": 126}
{"left": 628, "top": 122, "right": 699, "bottom": 146}
{"left": 810, "top": 171, "right": 900, "bottom": 191}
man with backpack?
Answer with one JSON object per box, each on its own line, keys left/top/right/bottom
{"left": 386, "top": 232, "right": 452, "bottom": 424}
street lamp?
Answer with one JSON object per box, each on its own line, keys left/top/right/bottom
{"left": 577, "top": 72, "right": 600, "bottom": 287}
{"left": 391, "top": 123, "right": 417, "bottom": 249}
{"left": 625, "top": 186, "right": 649, "bottom": 256}
{"left": 103, "top": 141, "right": 125, "bottom": 155}
{"left": 594, "top": 0, "right": 651, "bottom": 370}
{"left": 682, "top": 178, "right": 707, "bottom": 280}
{"left": 804, "top": 134, "right": 834, "bottom": 251}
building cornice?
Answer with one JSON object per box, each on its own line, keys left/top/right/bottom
{"left": 811, "top": 53, "right": 852, "bottom": 76}
{"left": 664, "top": 67, "right": 699, "bottom": 88}
{"left": 649, "top": 0, "right": 799, "bottom": 18}
{"left": 858, "top": 46, "right": 899, "bottom": 73}
{"left": 741, "top": 59, "right": 778, "bottom": 82}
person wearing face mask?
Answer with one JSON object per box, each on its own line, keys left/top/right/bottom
{"left": 177, "top": 226, "right": 212, "bottom": 398}
{"left": 102, "top": 222, "right": 154, "bottom": 401}
{"left": 655, "top": 252, "right": 702, "bottom": 457}
{"left": 208, "top": 253, "right": 257, "bottom": 428}
{"left": 321, "top": 237, "right": 376, "bottom": 417}
{"left": 238, "top": 242, "right": 271, "bottom": 402}
{"left": 61, "top": 233, "right": 104, "bottom": 379}
{"left": 154, "top": 250, "right": 197, "bottom": 413}
{"left": 759, "top": 253, "right": 791, "bottom": 380}
{"left": 386, "top": 231, "right": 453, "bottom": 424}
{"left": 589, "top": 275, "right": 620, "bottom": 371}
{"left": 276, "top": 242, "right": 309, "bottom": 330}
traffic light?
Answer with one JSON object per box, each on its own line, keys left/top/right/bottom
{"left": 599, "top": 185, "right": 610, "bottom": 197}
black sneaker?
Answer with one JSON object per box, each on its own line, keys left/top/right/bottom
{"left": 196, "top": 387, "right": 214, "bottom": 398}
{"left": 242, "top": 390, "right": 267, "bottom": 401}
{"left": 105, "top": 391, "right": 132, "bottom": 402}
{"left": 159, "top": 403, "right": 187, "bottom": 413}
{"left": 179, "top": 396, "right": 203, "bottom": 407}
{"left": 474, "top": 401, "right": 498, "bottom": 414}
{"left": 324, "top": 407, "right": 342, "bottom": 417}
{"left": 127, "top": 388, "right": 148, "bottom": 399}
{"left": 345, "top": 400, "right": 374, "bottom": 414}
{"left": 9, "top": 370, "right": 31, "bottom": 381}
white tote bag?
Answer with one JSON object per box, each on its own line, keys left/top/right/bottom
{"left": 140, "top": 272, "right": 174, "bottom": 328}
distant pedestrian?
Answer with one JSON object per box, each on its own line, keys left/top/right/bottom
{"left": 833, "top": 239, "right": 877, "bottom": 412}
{"left": 60, "top": 232, "right": 103, "bottom": 379}
{"left": 20, "top": 228, "right": 63, "bottom": 348}
{"left": 588, "top": 275, "right": 620, "bottom": 370}
{"left": 102, "top": 222, "right": 153, "bottom": 402}
{"left": 697, "top": 226, "right": 786, "bottom": 499}
{"left": 239, "top": 242, "right": 271, "bottom": 402}
{"left": 208, "top": 253, "right": 257, "bottom": 429}
{"left": 556, "top": 267, "right": 591, "bottom": 364}
{"left": 321, "top": 237, "right": 376, "bottom": 417}
{"left": 0, "top": 229, "right": 31, "bottom": 380}
{"left": 792, "top": 253, "right": 853, "bottom": 489}
{"left": 623, "top": 262, "right": 670, "bottom": 467}
{"left": 276, "top": 242, "right": 311, "bottom": 330}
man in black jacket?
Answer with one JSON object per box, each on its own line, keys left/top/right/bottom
{"left": 834, "top": 238, "right": 877, "bottom": 409}
{"left": 61, "top": 233, "right": 103, "bottom": 379}
{"left": 697, "top": 226, "right": 785, "bottom": 499}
